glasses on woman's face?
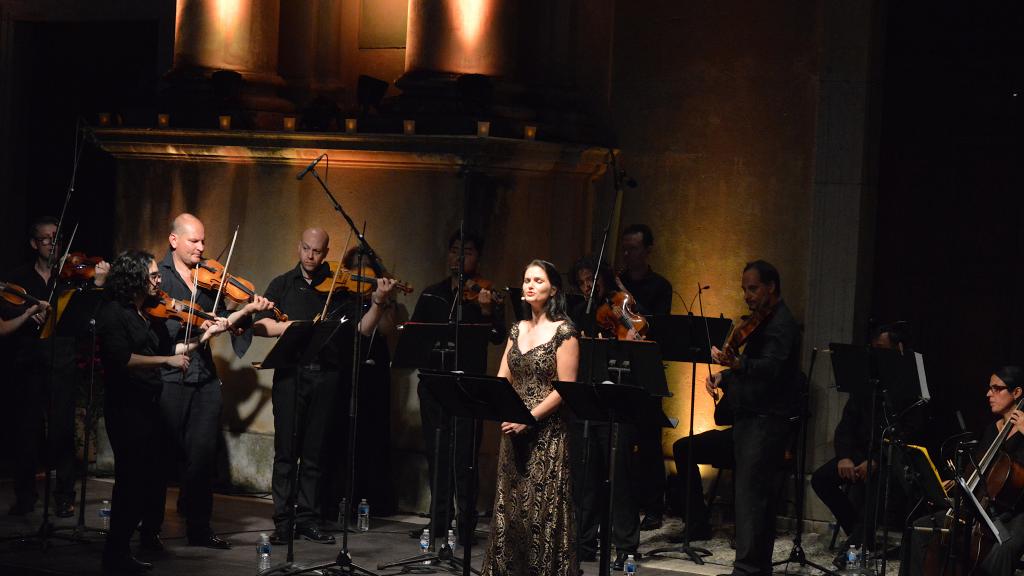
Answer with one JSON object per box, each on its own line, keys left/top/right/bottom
{"left": 988, "top": 384, "right": 1009, "bottom": 394}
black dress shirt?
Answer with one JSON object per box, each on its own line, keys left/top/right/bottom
{"left": 410, "top": 277, "right": 507, "bottom": 344}
{"left": 96, "top": 298, "right": 166, "bottom": 398}
{"left": 258, "top": 262, "right": 362, "bottom": 368}
{"left": 3, "top": 262, "right": 52, "bottom": 346}
{"left": 619, "top": 267, "right": 673, "bottom": 317}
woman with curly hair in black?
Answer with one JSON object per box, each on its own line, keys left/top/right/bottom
{"left": 96, "top": 251, "right": 227, "bottom": 573}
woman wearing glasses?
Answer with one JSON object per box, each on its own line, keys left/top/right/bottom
{"left": 95, "top": 250, "right": 227, "bottom": 573}
{"left": 900, "top": 365, "right": 1024, "bottom": 576}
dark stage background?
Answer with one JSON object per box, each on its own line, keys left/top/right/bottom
{"left": 869, "top": 2, "right": 1023, "bottom": 449}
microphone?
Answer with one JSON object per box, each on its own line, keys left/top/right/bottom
{"left": 296, "top": 154, "right": 327, "bottom": 180}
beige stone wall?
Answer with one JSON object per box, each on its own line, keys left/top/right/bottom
{"left": 609, "top": 1, "right": 821, "bottom": 469}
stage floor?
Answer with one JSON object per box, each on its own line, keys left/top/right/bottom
{"left": 0, "top": 475, "right": 886, "bottom": 575}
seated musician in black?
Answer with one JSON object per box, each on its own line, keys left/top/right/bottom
{"left": 668, "top": 416, "right": 733, "bottom": 543}
{"left": 901, "top": 365, "right": 1024, "bottom": 576}
{"left": 812, "top": 323, "right": 915, "bottom": 562}
{"left": 568, "top": 255, "right": 641, "bottom": 564}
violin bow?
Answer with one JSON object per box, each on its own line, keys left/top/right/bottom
{"left": 179, "top": 261, "right": 202, "bottom": 385}
{"left": 210, "top": 225, "right": 240, "bottom": 323}
{"left": 696, "top": 282, "right": 719, "bottom": 400}
{"left": 320, "top": 228, "right": 355, "bottom": 321}
{"left": 46, "top": 222, "right": 79, "bottom": 308}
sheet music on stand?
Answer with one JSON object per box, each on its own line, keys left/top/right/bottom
{"left": 578, "top": 337, "right": 670, "bottom": 398}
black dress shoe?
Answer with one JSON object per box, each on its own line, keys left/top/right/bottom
{"left": 102, "top": 554, "right": 153, "bottom": 573}
{"left": 187, "top": 534, "right": 231, "bottom": 549}
{"left": 639, "top": 513, "right": 663, "bottom": 531}
{"left": 296, "top": 524, "right": 335, "bottom": 544}
{"left": 54, "top": 499, "right": 75, "bottom": 518}
{"left": 408, "top": 521, "right": 431, "bottom": 538}
{"left": 139, "top": 533, "right": 164, "bottom": 552}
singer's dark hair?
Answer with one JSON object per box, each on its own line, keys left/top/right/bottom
{"left": 28, "top": 215, "right": 59, "bottom": 239}
{"left": 448, "top": 230, "right": 484, "bottom": 254}
{"left": 743, "top": 259, "right": 781, "bottom": 295}
{"left": 995, "top": 365, "right": 1024, "bottom": 392}
{"left": 622, "top": 223, "right": 654, "bottom": 247}
{"left": 520, "top": 259, "right": 568, "bottom": 322}
{"left": 107, "top": 250, "right": 156, "bottom": 306}
{"left": 570, "top": 255, "right": 616, "bottom": 297}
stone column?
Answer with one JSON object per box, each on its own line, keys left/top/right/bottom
{"left": 404, "top": 0, "right": 519, "bottom": 77}
{"left": 171, "top": 0, "right": 291, "bottom": 115}
{"left": 278, "top": 0, "right": 345, "bottom": 105}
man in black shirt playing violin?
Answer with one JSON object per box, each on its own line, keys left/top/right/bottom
{"left": 618, "top": 224, "right": 673, "bottom": 533}
{"left": 708, "top": 260, "right": 801, "bottom": 576}
{"left": 254, "top": 227, "right": 395, "bottom": 545}
{"left": 3, "top": 215, "right": 108, "bottom": 518}
{"left": 151, "top": 213, "right": 273, "bottom": 550}
{"left": 409, "top": 230, "right": 506, "bottom": 545}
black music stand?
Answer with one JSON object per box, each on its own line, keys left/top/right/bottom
{"left": 380, "top": 370, "right": 534, "bottom": 576}
{"left": 13, "top": 287, "right": 106, "bottom": 548}
{"left": 256, "top": 320, "right": 369, "bottom": 576}
{"left": 562, "top": 337, "right": 677, "bottom": 576}
{"left": 645, "top": 314, "right": 731, "bottom": 565}
{"left": 380, "top": 323, "right": 492, "bottom": 575}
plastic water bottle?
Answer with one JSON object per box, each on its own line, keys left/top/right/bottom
{"left": 256, "top": 533, "right": 272, "bottom": 572}
{"left": 420, "top": 528, "right": 431, "bottom": 563}
{"left": 625, "top": 554, "right": 637, "bottom": 575}
{"left": 99, "top": 500, "right": 111, "bottom": 530}
{"left": 357, "top": 499, "right": 370, "bottom": 532}
{"left": 846, "top": 545, "right": 860, "bottom": 572}
{"left": 447, "top": 528, "right": 456, "bottom": 549}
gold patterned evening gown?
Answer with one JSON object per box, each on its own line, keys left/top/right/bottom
{"left": 482, "top": 321, "right": 578, "bottom": 576}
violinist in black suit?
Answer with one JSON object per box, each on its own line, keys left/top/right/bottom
{"left": 707, "top": 260, "right": 801, "bottom": 576}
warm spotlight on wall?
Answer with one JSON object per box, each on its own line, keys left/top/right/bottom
{"left": 345, "top": 118, "right": 358, "bottom": 133}
{"left": 283, "top": 117, "right": 296, "bottom": 131}
{"left": 476, "top": 121, "right": 490, "bottom": 137}
{"left": 157, "top": 114, "right": 170, "bottom": 128}
{"left": 524, "top": 125, "right": 537, "bottom": 140}
{"left": 404, "top": 120, "right": 416, "bottom": 135}
{"left": 219, "top": 115, "right": 232, "bottom": 130}
{"left": 97, "top": 113, "right": 111, "bottom": 127}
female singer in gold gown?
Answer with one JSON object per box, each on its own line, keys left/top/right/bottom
{"left": 482, "top": 259, "right": 579, "bottom": 576}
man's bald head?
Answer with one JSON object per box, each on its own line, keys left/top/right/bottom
{"left": 169, "top": 213, "right": 205, "bottom": 266}
{"left": 298, "top": 228, "right": 330, "bottom": 274}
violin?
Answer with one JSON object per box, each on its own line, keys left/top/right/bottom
{"left": 721, "top": 303, "right": 775, "bottom": 357}
{"left": 192, "top": 259, "right": 288, "bottom": 321}
{"left": 313, "top": 261, "right": 413, "bottom": 296}
{"left": 463, "top": 276, "right": 505, "bottom": 304}
{"left": 59, "top": 252, "right": 104, "bottom": 282}
{"left": 0, "top": 281, "right": 47, "bottom": 309}
{"left": 144, "top": 290, "right": 219, "bottom": 330}
{"left": 595, "top": 290, "right": 647, "bottom": 340}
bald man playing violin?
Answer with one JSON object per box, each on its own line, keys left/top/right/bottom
{"left": 253, "top": 227, "right": 395, "bottom": 545}
{"left": 145, "top": 213, "right": 274, "bottom": 551}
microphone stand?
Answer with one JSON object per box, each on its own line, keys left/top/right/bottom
{"left": 271, "top": 162, "right": 377, "bottom": 576}
{"left": 578, "top": 151, "right": 630, "bottom": 576}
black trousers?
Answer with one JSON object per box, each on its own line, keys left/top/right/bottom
{"left": 810, "top": 456, "right": 879, "bottom": 544}
{"left": 901, "top": 509, "right": 1024, "bottom": 576}
{"left": 632, "top": 397, "right": 667, "bottom": 518}
{"left": 418, "top": 381, "right": 481, "bottom": 540}
{"left": 11, "top": 337, "right": 77, "bottom": 506}
{"left": 154, "top": 377, "right": 222, "bottom": 538}
{"left": 271, "top": 368, "right": 339, "bottom": 531}
{"left": 670, "top": 428, "right": 734, "bottom": 529}
{"left": 731, "top": 414, "right": 789, "bottom": 575}
{"left": 571, "top": 421, "right": 640, "bottom": 556}
{"left": 103, "top": 389, "right": 163, "bottom": 559}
